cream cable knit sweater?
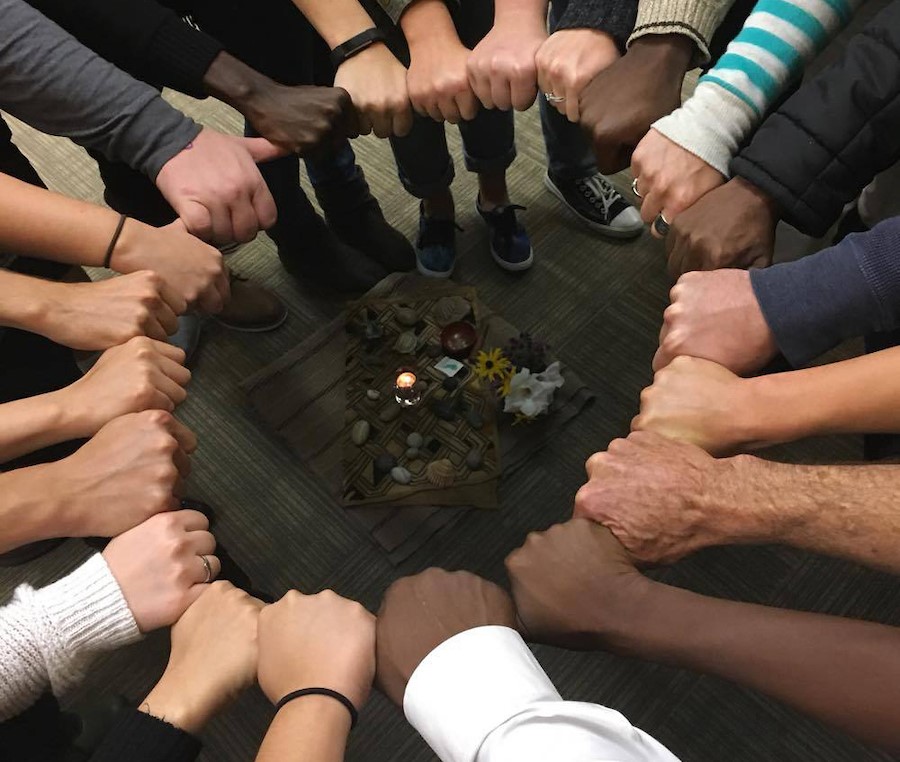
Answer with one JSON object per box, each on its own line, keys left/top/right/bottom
{"left": 0, "top": 554, "right": 141, "bottom": 721}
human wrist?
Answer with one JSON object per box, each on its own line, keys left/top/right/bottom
{"left": 0, "top": 465, "right": 69, "bottom": 551}
{"left": 591, "top": 573, "right": 662, "bottom": 655}
{"left": 104, "top": 217, "right": 155, "bottom": 274}
{"left": 141, "top": 669, "right": 224, "bottom": 735}
{"left": 628, "top": 34, "right": 693, "bottom": 76}
{"left": 275, "top": 692, "right": 354, "bottom": 733}
{"left": 401, "top": 0, "right": 458, "bottom": 48}
{"left": 740, "top": 372, "right": 817, "bottom": 446}
{"left": 730, "top": 176, "right": 780, "bottom": 221}
{"left": 203, "top": 51, "right": 272, "bottom": 113}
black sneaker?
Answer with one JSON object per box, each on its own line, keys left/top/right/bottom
{"left": 544, "top": 171, "right": 643, "bottom": 238}
{"left": 476, "top": 199, "right": 534, "bottom": 272}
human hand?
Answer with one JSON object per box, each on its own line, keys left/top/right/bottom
{"left": 49, "top": 410, "right": 196, "bottom": 538}
{"left": 59, "top": 337, "right": 190, "bottom": 439}
{"left": 376, "top": 569, "right": 516, "bottom": 706}
{"left": 155, "top": 127, "right": 283, "bottom": 245}
{"left": 244, "top": 83, "right": 360, "bottom": 154}
{"left": 535, "top": 28, "right": 619, "bottom": 123}
{"left": 257, "top": 590, "right": 375, "bottom": 711}
{"left": 631, "top": 129, "right": 725, "bottom": 235}
{"left": 407, "top": 32, "right": 478, "bottom": 124}
{"left": 34, "top": 271, "right": 186, "bottom": 351}
{"left": 112, "top": 219, "right": 229, "bottom": 314}
{"left": 506, "top": 519, "right": 650, "bottom": 651}
{"left": 665, "top": 177, "right": 779, "bottom": 278}
{"left": 467, "top": 15, "right": 547, "bottom": 111}
{"left": 103, "top": 509, "right": 221, "bottom": 633}
{"left": 573, "top": 432, "right": 745, "bottom": 564}
{"left": 634, "top": 356, "right": 768, "bottom": 455}
{"left": 579, "top": 35, "right": 693, "bottom": 173}
{"left": 334, "top": 44, "right": 413, "bottom": 138}
{"left": 138, "top": 582, "right": 262, "bottom": 733}
{"left": 654, "top": 270, "right": 778, "bottom": 374}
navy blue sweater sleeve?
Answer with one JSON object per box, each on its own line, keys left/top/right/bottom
{"left": 750, "top": 217, "right": 900, "bottom": 366}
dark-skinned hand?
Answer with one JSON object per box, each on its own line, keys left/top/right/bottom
{"left": 506, "top": 519, "right": 652, "bottom": 652}
{"left": 376, "top": 569, "right": 517, "bottom": 707}
{"left": 579, "top": 34, "right": 693, "bottom": 174}
{"left": 665, "top": 177, "right": 779, "bottom": 278}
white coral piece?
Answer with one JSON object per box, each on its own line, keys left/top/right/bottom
{"left": 503, "top": 362, "right": 564, "bottom": 419}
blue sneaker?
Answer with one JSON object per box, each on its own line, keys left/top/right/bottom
{"left": 415, "top": 201, "right": 460, "bottom": 278}
{"left": 476, "top": 198, "right": 534, "bottom": 272}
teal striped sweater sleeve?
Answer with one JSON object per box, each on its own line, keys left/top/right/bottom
{"left": 651, "top": 0, "right": 859, "bottom": 176}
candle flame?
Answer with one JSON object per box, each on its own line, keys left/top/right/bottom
{"left": 396, "top": 372, "right": 416, "bottom": 388}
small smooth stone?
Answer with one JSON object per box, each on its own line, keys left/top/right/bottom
{"left": 442, "top": 376, "right": 459, "bottom": 392}
{"left": 379, "top": 404, "right": 402, "bottom": 422}
{"left": 366, "top": 389, "right": 381, "bottom": 401}
{"left": 390, "top": 466, "right": 412, "bottom": 485}
{"left": 395, "top": 307, "right": 418, "bottom": 327}
{"left": 464, "top": 410, "right": 484, "bottom": 429}
{"left": 413, "top": 380, "right": 428, "bottom": 393}
{"left": 375, "top": 453, "right": 398, "bottom": 472}
{"left": 351, "top": 420, "right": 370, "bottom": 446}
{"left": 465, "top": 449, "right": 484, "bottom": 470}
{"left": 406, "top": 432, "right": 424, "bottom": 449}
{"left": 405, "top": 447, "right": 420, "bottom": 460}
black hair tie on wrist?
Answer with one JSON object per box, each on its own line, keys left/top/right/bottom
{"left": 103, "top": 213, "right": 128, "bottom": 269}
{"left": 275, "top": 688, "right": 358, "bottom": 728}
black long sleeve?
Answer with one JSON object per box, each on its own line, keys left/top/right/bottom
{"left": 554, "top": 0, "right": 639, "bottom": 52}
{"left": 89, "top": 708, "right": 201, "bottom": 762}
{"left": 25, "top": 0, "right": 223, "bottom": 98}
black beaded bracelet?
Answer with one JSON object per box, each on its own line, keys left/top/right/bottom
{"left": 275, "top": 687, "right": 358, "bottom": 728}
{"left": 103, "top": 213, "right": 128, "bottom": 269}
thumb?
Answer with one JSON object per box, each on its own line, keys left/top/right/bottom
{"left": 162, "top": 218, "right": 188, "bottom": 234}
{"left": 240, "top": 136, "right": 290, "bottom": 164}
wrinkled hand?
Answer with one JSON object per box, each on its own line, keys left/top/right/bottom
{"left": 61, "top": 337, "right": 190, "bottom": 438}
{"left": 634, "top": 356, "right": 765, "bottom": 455}
{"left": 335, "top": 44, "right": 413, "bottom": 138}
{"left": 244, "top": 84, "right": 360, "bottom": 154}
{"left": 574, "top": 432, "right": 733, "bottom": 564}
{"left": 632, "top": 129, "right": 725, "bottom": 235}
{"left": 580, "top": 35, "right": 692, "bottom": 173}
{"left": 407, "top": 35, "right": 478, "bottom": 124}
{"left": 103, "top": 509, "right": 220, "bottom": 632}
{"left": 376, "top": 569, "right": 516, "bottom": 706}
{"left": 654, "top": 270, "right": 778, "bottom": 374}
{"left": 37, "top": 271, "right": 186, "bottom": 350}
{"left": 536, "top": 28, "right": 619, "bottom": 123}
{"left": 50, "top": 410, "right": 196, "bottom": 538}
{"left": 258, "top": 590, "right": 375, "bottom": 711}
{"left": 506, "top": 519, "right": 649, "bottom": 651}
{"left": 666, "top": 177, "right": 779, "bottom": 278}
{"left": 113, "top": 219, "right": 230, "bottom": 314}
{"left": 467, "top": 16, "right": 546, "bottom": 111}
{"left": 155, "top": 127, "right": 283, "bottom": 245}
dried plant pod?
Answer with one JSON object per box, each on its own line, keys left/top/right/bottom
{"left": 432, "top": 296, "right": 471, "bottom": 326}
{"left": 425, "top": 458, "right": 455, "bottom": 488}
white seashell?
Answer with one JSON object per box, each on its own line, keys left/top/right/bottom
{"left": 393, "top": 331, "right": 418, "bottom": 354}
{"left": 425, "top": 459, "right": 455, "bottom": 488}
{"left": 432, "top": 296, "right": 471, "bottom": 326}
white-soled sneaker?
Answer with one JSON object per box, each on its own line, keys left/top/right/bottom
{"left": 544, "top": 171, "right": 643, "bottom": 239}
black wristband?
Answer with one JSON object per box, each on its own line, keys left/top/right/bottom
{"left": 275, "top": 688, "right": 358, "bottom": 728}
{"left": 103, "top": 214, "right": 128, "bottom": 269}
{"left": 329, "top": 27, "right": 386, "bottom": 70}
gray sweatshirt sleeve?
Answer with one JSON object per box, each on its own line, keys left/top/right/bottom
{"left": 0, "top": 0, "right": 200, "bottom": 179}
{"left": 750, "top": 217, "right": 900, "bottom": 367}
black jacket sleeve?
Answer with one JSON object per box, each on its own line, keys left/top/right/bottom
{"left": 25, "top": 0, "right": 223, "bottom": 99}
{"left": 730, "top": 0, "right": 900, "bottom": 238}
{"left": 554, "top": 0, "right": 639, "bottom": 53}
{"left": 89, "top": 708, "right": 201, "bottom": 762}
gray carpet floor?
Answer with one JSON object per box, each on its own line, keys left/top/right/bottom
{"left": 2, "top": 8, "right": 895, "bottom": 757}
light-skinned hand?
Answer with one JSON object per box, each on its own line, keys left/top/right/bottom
{"left": 48, "top": 410, "right": 196, "bottom": 538}
{"left": 154, "top": 127, "right": 284, "bottom": 246}
{"left": 257, "top": 590, "right": 375, "bottom": 710}
{"left": 376, "top": 569, "right": 516, "bottom": 707}
{"left": 139, "top": 582, "right": 263, "bottom": 733}
{"left": 334, "top": 44, "right": 413, "bottom": 138}
{"left": 407, "top": 31, "right": 478, "bottom": 124}
{"left": 654, "top": 269, "right": 778, "bottom": 374}
{"left": 103, "top": 509, "right": 221, "bottom": 633}
{"left": 535, "top": 28, "right": 619, "bottom": 123}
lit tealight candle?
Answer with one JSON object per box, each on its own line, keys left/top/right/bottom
{"left": 393, "top": 370, "right": 421, "bottom": 407}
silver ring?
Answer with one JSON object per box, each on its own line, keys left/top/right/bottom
{"left": 544, "top": 92, "right": 565, "bottom": 104}
{"left": 631, "top": 177, "right": 642, "bottom": 199}
{"left": 654, "top": 212, "right": 671, "bottom": 237}
{"left": 200, "top": 554, "right": 212, "bottom": 583}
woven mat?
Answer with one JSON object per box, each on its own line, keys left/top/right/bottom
{"left": 243, "top": 274, "right": 595, "bottom": 563}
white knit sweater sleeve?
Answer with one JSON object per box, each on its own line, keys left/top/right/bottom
{"left": 0, "top": 554, "right": 141, "bottom": 721}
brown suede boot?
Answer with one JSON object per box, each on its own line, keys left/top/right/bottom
{"left": 215, "top": 272, "right": 288, "bottom": 332}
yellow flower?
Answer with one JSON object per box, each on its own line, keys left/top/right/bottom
{"left": 474, "top": 347, "right": 512, "bottom": 382}
{"left": 498, "top": 368, "right": 514, "bottom": 398}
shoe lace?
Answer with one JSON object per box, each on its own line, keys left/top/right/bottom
{"left": 576, "top": 175, "right": 620, "bottom": 215}
{"left": 482, "top": 204, "right": 526, "bottom": 242}
{"left": 418, "top": 217, "right": 463, "bottom": 249}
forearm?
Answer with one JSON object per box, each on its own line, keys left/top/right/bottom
{"left": 0, "top": 464, "right": 70, "bottom": 552}
{"left": 290, "top": 0, "right": 379, "bottom": 48}
{"left": 0, "top": 391, "right": 84, "bottom": 464}
{"left": 202, "top": 52, "right": 276, "bottom": 116}
{"left": 622, "top": 580, "right": 900, "bottom": 754}
{"left": 628, "top": 0, "right": 734, "bottom": 65}
{"left": 554, "top": 0, "right": 638, "bottom": 51}
{"left": 256, "top": 698, "right": 351, "bottom": 762}
{"left": 400, "top": 0, "right": 459, "bottom": 48}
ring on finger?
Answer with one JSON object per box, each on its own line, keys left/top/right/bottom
{"left": 544, "top": 92, "right": 565, "bottom": 104}
{"left": 631, "top": 178, "right": 642, "bottom": 199}
{"left": 199, "top": 554, "right": 212, "bottom": 583}
{"left": 654, "top": 212, "right": 671, "bottom": 237}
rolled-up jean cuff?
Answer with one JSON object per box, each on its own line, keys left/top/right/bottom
{"left": 398, "top": 158, "right": 456, "bottom": 200}
{"left": 463, "top": 144, "right": 517, "bottom": 175}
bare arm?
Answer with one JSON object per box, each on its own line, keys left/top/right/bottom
{"left": 256, "top": 699, "right": 351, "bottom": 762}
